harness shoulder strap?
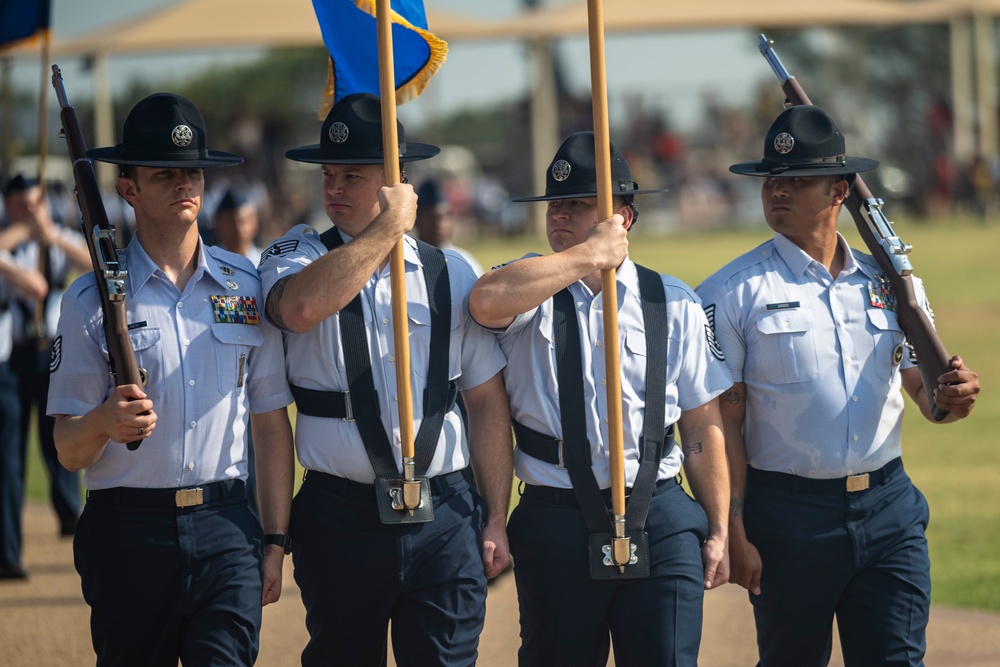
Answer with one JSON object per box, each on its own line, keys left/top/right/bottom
{"left": 319, "top": 228, "right": 453, "bottom": 478}
{"left": 552, "top": 266, "right": 672, "bottom": 534}
{"left": 553, "top": 288, "right": 613, "bottom": 533}
{"left": 626, "top": 264, "right": 671, "bottom": 531}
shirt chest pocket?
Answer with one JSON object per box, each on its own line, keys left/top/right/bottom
{"left": 866, "top": 308, "right": 906, "bottom": 382}
{"left": 624, "top": 329, "right": 682, "bottom": 388}
{"left": 211, "top": 324, "right": 264, "bottom": 395}
{"left": 103, "top": 328, "right": 163, "bottom": 388}
{"left": 753, "top": 309, "right": 819, "bottom": 384}
{"left": 408, "top": 302, "right": 462, "bottom": 379}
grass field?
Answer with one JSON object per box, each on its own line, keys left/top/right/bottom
{"left": 24, "top": 214, "right": 999, "bottom": 611}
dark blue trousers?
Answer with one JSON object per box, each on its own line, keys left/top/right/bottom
{"left": 745, "top": 463, "right": 931, "bottom": 667}
{"left": 291, "top": 473, "right": 487, "bottom": 667}
{"left": 507, "top": 481, "right": 709, "bottom": 667}
{"left": 74, "top": 486, "right": 263, "bottom": 667}
{"left": 0, "top": 360, "right": 23, "bottom": 566}
{"left": 10, "top": 341, "right": 82, "bottom": 532}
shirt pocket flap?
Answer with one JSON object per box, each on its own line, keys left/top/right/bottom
{"left": 407, "top": 302, "right": 462, "bottom": 331}
{"left": 101, "top": 327, "right": 161, "bottom": 355}
{"left": 624, "top": 329, "right": 647, "bottom": 357}
{"left": 866, "top": 308, "right": 902, "bottom": 332}
{"left": 755, "top": 309, "right": 814, "bottom": 335}
{"left": 210, "top": 323, "right": 264, "bottom": 347}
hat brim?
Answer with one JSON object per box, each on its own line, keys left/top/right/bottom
{"left": 284, "top": 142, "right": 440, "bottom": 165}
{"left": 86, "top": 147, "right": 243, "bottom": 168}
{"left": 729, "top": 156, "right": 879, "bottom": 177}
{"left": 512, "top": 187, "right": 668, "bottom": 203}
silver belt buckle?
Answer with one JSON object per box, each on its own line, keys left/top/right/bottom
{"left": 175, "top": 487, "right": 204, "bottom": 507}
{"left": 846, "top": 473, "right": 870, "bottom": 493}
{"left": 343, "top": 390, "right": 355, "bottom": 422}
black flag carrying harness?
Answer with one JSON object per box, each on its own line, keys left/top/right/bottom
{"left": 289, "top": 228, "right": 456, "bottom": 485}
{"left": 512, "top": 264, "right": 675, "bottom": 577}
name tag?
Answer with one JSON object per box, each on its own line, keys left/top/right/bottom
{"left": 766, "top": 301, "right": 800, "bottom": 310}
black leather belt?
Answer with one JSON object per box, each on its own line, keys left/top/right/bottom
{"left": 513, "top": 419, "right": 674, "bottom": 469}
{"left": 86, "top": 479, "right": 245, "bottom": 509}
{"left": 290, "top": 385, "right": 360, "bottom": 420}
{"left": 522, "top": 477, "right": 678, "bottom": 507}
{"left": 747, "top": 457, "right": 902, "bottom": 494}
{"left": 303, "top": 468, "right": 472, "bottom": 501}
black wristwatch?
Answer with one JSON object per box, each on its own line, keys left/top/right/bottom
{"left": 264, "top": 533, "right": 292, "bottom": 554}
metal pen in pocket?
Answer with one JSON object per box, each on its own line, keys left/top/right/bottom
{"left": 237, "top": 352, "right": 246, "bottom": 388}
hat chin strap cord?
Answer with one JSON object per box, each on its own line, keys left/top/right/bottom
{"left": 759, "top": 157, "right": 848, "bottom": 174}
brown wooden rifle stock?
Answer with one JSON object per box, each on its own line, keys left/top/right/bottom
{"left": 758, "top": 35, "right": 951, "bottom": 421}
{"left": 52, "top": 65, "right": 148, "bottom": 449}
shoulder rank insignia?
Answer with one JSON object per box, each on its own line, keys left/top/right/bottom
{"left": 260, "top": 239, "right": 299, "bottom": 263}
{"left": 220, "top": 266, "right": 235, "bottom": 276}
{"left": 868, "top": 278, "right": 897, "bottom": 312}
{"left": 211, "top": 295, "right": 260, "bottom": 325}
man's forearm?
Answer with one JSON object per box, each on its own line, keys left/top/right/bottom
{"left": 267, "top": 211, "right": 409, "bottom": 333}
{"left": 679, "top": 402, "right": 730, "bottom": 541}
{"left": 250, "top": 408, "right": 295, "bottom": 536}
{"left": 469, "top": 245, "right": 601, "bottom": 329}
{"left": 463, "top": 373, "right": 513, "bottom": 525}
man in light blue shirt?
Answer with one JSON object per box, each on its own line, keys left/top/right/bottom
{"left": 48, "top": 92, "right": 294, "bottom": 666}
{"left": 259, "top": 92, "right": 511, "bottom": 667}
{"left": 471, "top": 132, "right": 731, "bottom": 666}
{"left": 696, "top": 105, "right": 980, "bottom": 667}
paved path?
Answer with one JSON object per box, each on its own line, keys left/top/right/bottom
{"left": 3, "top": 501, "right": 999, "bottom": 666}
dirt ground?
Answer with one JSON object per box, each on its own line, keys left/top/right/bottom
{"left": 3, "top": 501, "right": 1000, "bottom": 666}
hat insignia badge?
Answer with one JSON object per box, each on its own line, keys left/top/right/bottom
{"left": 329, "top": 122, "right": 349, "bottom": 144}
{"left": 171, "top": 125, "right": 194, "bottom": 147}
{"left": 773, "top": 132, "right": 794, "bottom": 155}
{"left": 552, "top": 159, "right": 572, "bottom": 182}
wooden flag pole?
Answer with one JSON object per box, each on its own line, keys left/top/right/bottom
{"left": 375, "top": 0, "right": 420, "bottom": 512}
{"left": 586, "top": 0, "right": 629, "bottom": 570}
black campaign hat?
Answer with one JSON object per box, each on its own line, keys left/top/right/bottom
{"left": 88, "top": 93, "right": 242, "bottom": 168}
{"left": 730, "top": 105, "right": 879, "bottom": 177}
{"left": 285, "top": 93, "right": 439, "bottom": 165}
{"left": 512, "top": 131, "right": 667, "bottom": 202}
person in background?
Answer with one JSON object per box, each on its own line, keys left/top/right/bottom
{"left": 415, "top": 179, "right": 483, "bottom": 275}
{"left": 0, "top": 246, "right": 47, "bottom": 580}
{"left": 214, "top": 187, "right": 263, "bottom": 267}
{"left": 1, "top": 174, "right": 90, "bottom": 540}
{"left": 696, "top": 104, "right": 980, "bottom": 666}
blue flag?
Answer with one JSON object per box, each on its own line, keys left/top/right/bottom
{"left": 0, "top": 0, "right": 51, "bottom": 51}
{"left": 311, "top": 0, "right": 447, "bottom": 116}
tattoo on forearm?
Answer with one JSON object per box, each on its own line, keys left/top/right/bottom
{"left": 682, "top": 441, "right": 703, "bottom": 457}
{"left": 730, "top": 495, "right": 743, "bottom": 519}
{"left": 265, "top": 276, "right": 291, "bottom": 331}
{"left": 725, "top": 387, "right": 742, "bottom": 405}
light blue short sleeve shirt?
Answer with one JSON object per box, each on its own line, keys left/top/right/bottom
{"left": 696, "top": 233, "right": 931, "bottom": 478}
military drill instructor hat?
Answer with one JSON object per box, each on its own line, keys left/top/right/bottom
{"left": 285, "top": 92, "right": 439, "bottom": 165}
{"left": 512, "top": 131, "right": 667, "bottom": 202}
{"left": 87, "top": 93, "right": 243, "bottom": 168}
{"left": 730, "top": 104, "right": 879, "bottom": 178}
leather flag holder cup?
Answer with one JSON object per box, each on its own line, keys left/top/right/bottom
{"left": 375, "top": 477, "right": 434, "bottom": 524}
{"left": 588, "top": 531, "right": 651, "bottom": 580}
